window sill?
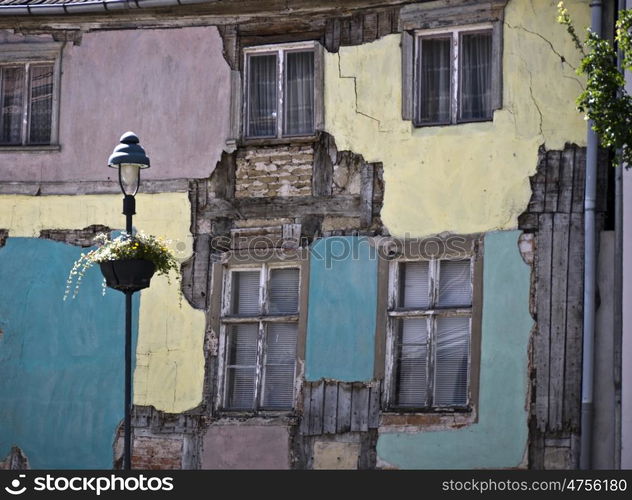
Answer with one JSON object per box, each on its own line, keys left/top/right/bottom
{"left": 239, "top": 135, "right": 318, "bottom": 147}
{"left": 0, "top": 144, "right": 61, "bottom": 152}
{"left": 412, "top": 118, "right": 493, "bottom": 129}
{"left": 380, "top": 409, "right": 476, "bottom": 430}
{"left": 213, "top": 411, "right": 297, "bottom": 424}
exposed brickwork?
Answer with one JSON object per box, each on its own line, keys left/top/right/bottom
{"left": 132, "top": 436, "right": 184, "bottom": 470}
{"left": 235, "top": 145, "right": 314, "bottom": 198}
{"left": 39, "top": 225, "right": 111, "bottom": 247}
{"left": 0, "top": 446, "right": 29, "bottom": 470}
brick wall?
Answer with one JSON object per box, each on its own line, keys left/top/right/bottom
{"left": 235, "top": 145, "right": 314, "bottom": 198}
{"left": 131, "top": 436, "right": 183, "bottom": 470}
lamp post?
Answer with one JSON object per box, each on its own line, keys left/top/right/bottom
{"left": 107, "top": 132, "right": 150, "bottom": 471}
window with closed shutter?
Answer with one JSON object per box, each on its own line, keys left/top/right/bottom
{"left": 221, "top": 265, "right": 300, "bottom": 411}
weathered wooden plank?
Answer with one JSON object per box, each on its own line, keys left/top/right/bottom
{"left": 349, "top": 14, "right": 364, "bottom": 45}
{"left": 564, "top": 213, "right": 584, "bottom": 431}
{"left": 336, "top": 383, "right": 352, "bottom": 433}
{"left": 313, "top": 133, "right": 334, "bottom": 196}
{"left": 368, "top": 381, "right": 380, "bottom": 428}
{"left": 324, "top": 18, "right": 335, "bottom": 52}
{"left": 557, "top": 146, "right": 575, "bottom": 213}
{"left": 323, "top": 381, "right": 339, "bottom": 434}
{"left": 309, "top": 381, "right": 324, "bottom": 436}
{"left": 339, "top": 18, "right": 351, "bottom": 46}
{"left": 517, "top": 212, "right": 538, "bottom": 231}
{"left": 535, "top": 213, "right": 553, "bottom": 431}
{"left": 401, "top": 30, "right": 414, "bottom": 121}
{"left": 571, "top": 147, "right": 586, "bottom": 213}
{"left": 360, "top": 163, "right": 375, "bottom": 227}
{"left": 377, "top": 9, "right": 393, "bottom": 37}
{"left": 350, "top": 384, "right": 370, "bottom": 432}
{"left": 548, "top": 212, "right": 570, "bottom": 431}
{"left": 527, "top": 159, "right": 546, "bottom": 213}
{"left": 529, "top": 430, "right": 545, "bottom": 469}
{"left": 544, "top": 151, "right": 561, "bottom": 213}
{"left": 399, "top": 0, "right": 506, "bottom": 30}
{"left": 363, "top": 12, "right": 378, "bottom": 42}
{"left": 198, "top": 195, "right": 368, "bottom": 219}
{"left": 300, "top": 383, "right": 311, "bottom": 435}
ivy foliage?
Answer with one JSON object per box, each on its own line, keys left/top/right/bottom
{"left": 558, "top": 2, "right": 632, "bottom": 167}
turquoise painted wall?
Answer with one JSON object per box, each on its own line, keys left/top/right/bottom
{"left": 0, "top": 238, "right": 139, "bottom": 469}
{"left": 376, "top": 231, "right": 532, "bottom": 469}
{"left": 305, "top": 236, "right": 378, "bottom": 381}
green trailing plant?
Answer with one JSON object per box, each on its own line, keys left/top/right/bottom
{"left": 557, "top": 2, "right": 632, "bottom": 167}
{"left": 64, "top": 231, "right": 180, "bottom": 300}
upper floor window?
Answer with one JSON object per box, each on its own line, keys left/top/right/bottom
{"left": 218, "top": 263, "right": 303, "bottom": 411}
{"left": 415, "top": 26, "right": 492, "bottom": 126}
{"left": 243, "top": 42, "right": 323, "bottom": 139}
{"left": 0, "top": 43, "right": 61, "bottom": 148}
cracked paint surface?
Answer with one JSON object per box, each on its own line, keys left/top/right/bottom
{"left": 324, "top": 0, "right": 589, "bottom": 238}
{"left": 0, "top": 193, "right": 206, "bottom": 413}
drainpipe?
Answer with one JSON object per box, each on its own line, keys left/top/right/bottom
{"left": 0, "top": 0, "right": 216, "bottom": 16}
{"left": 580, "top": 0, "right": 603, "bottom": 471}
{"left": 613, "top": 0, "right": 626, "bottom": 471}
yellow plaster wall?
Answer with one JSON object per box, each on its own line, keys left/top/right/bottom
{"left": 0, "top": 193, "right": 205, "bottom": 413}
{"left": 324, "top": 0, "right": 589, "bottom": 237}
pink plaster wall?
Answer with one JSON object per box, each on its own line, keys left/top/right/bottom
{"left": 0, "top": 27, "right": 230, "bottom": 182}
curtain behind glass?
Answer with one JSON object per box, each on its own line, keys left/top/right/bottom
{"left": 0, "top": 66, "right": 25, "bottom": 145}
{"left": 284, "top": 51, "right": 314, "bottom": 136}
{"left": 28, "top": 64, "right": 53, "bottom": 144}
{"left": 460, "top": 31, "right": 492, "bottom": 121}
{"left": 416, "top": 37, "right": 451, "bottom": 124}
{"left": 247, "top": 54, "right": 277, "bottom": 137}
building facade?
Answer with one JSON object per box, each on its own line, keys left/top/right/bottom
{"left": 0, "top": 0, "right": 622, "bottom": 469}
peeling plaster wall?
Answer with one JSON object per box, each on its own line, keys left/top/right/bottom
{"left": 0, "top": 238, "right": 138, "bottom": 469}
{"left": 0, "top": 26, "right": 230, "bottom": 182}
{"left": 0, "top": 193, "right": 205, "bottom": 413}
{"left": 376, "top": 230, "right": 532, "bottom": 469}
{"left": 324, "top": 0, "right": 589, "bottom": 238}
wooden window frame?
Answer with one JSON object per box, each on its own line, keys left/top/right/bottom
{"left": 400, "top": 0, "right": 505, "bottom": 124}
{"left": 376, "top": 235, "right": 483, "bottom": 414}
{"left": 212, "top": 251, "right": 309, "bottom": 415}
{"left": 0, "top": 42, "right": 62, "bottom": 150}
{"left": 241, "top": 41, "right": 324, "bottom": 143}
{"left": 412, "top": 24, "right": 493, "bottom": 127}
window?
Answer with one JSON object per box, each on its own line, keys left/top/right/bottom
{"left": 219, "top": 264, "right": 302, "bottom": 411}
{"left": 414, "top": 26, "right": 493, "bottom": 126}
{"left": 385, "top": 250, "right": 480, "bottom": 410}
{"left": 0, "top": 43, "right": 61, "bottom": 147}
{"left": 243, "top": 42, "right": 323, "bottom": 139}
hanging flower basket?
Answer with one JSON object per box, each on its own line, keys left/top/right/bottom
{"left": 64, "top": 232, "right": 179, "bottom": 300}
{"left": 99, "top": 259, "right": 156, "bottom": 293}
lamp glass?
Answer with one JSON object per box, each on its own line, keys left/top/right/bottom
{"left": 119, "top": 163, "right": 142, "bottom": 196}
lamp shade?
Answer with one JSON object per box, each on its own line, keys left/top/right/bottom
{"left": 107, "top": 132, "right": 150, "bottom": 169}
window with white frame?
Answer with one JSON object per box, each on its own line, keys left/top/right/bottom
{"left": 386, "top": 257, "right": 473, "bottom": 409}
{"left": 414, "top": 26, "right": 493, "bottom": 126}
{"left": 243, "top": 42, "right": 322, "bottom": 139}
{"left": 0, "top": 50, "right": 59, "bottom": 147}
{"left": 219, "top": 264, "right": 301, "bottom": 411}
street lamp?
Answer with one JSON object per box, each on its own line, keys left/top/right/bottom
{"left": 108, "top": 131, "right": 150, "bottom": 471}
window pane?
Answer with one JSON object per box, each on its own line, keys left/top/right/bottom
{"left": 460, "top": 31, "right": 492, "bottom": 120}
{"left": 262, "top": 323, "right": 297, "bottom": 409}
{"left": 399, "top": 261, "right": 430, "bottom": 309}
{"left": 28, "top": 64, "right": 53, "bottom": 144}
{"left": 395, "top": 318, "right": 428, "bottom": 407}
{"left": 434, "top": 316, "right": 470, "bottom": 406}
{"left": 417, "top": 37, "right": 451, "bottom": 124}
{"left": 225, "top": 323, "right": 259, "bottom": 410}
{"left": 231, "top": 270, "right": 260, "bottom": 315}
{"left": 269, "top": 268, "right": 299, "bottom": 314}
{"left": 247, "top": 54, "right": 277, "bottom": 137}
{"left": 438, "top": 259, "right": 471, "bottom": 307}
{"left": 1, "top": 66, "right": 25, "bottom": 145}
{"left": 284, "top": 51, "right": 314, "bottom": 136}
